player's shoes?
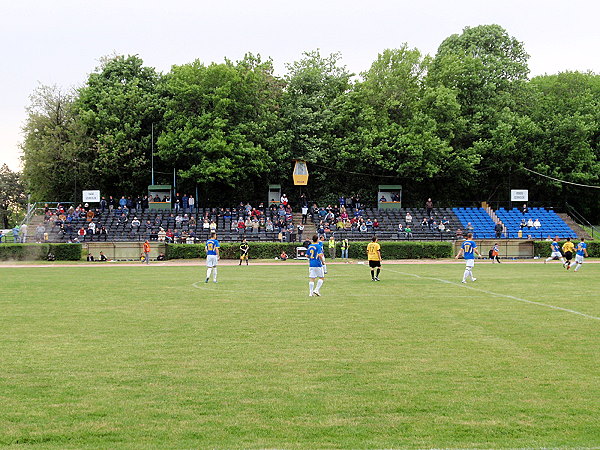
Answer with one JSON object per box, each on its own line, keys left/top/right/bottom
{"left": 566, "top": 264, "right": 571, "bottom": 270}
{"left": 374, "top": 277, "right": 380, "bottom": 281}
{"left": 472, "top": 278, "right": 477, "bottom": 282}
{"left": 461, "top": 280, "right": 467, "bottom": 283}
{"left": 313, "top": 291, "right": 321, "bottom": 297}
{"left": 205, "top": 278, "right": 209, "bottom": 283}
{"left": 213, "top": 280, "right": 218, "bottom": 283}
{"left": 371, "top": 278, "right": 375, "bottom": 281}
{"left": 309, "top": 293, "right": 313, "bottom": 297}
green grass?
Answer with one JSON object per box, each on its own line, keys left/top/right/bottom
{"left": 0, "top": 262, "right": 599, "bottom": 448}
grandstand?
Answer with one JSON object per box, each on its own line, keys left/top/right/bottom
{"left": 495, "top": 207, "right": 577, "bottom": 239}
{"left": 21, "top": 201, "right": 582, "bottom": 246}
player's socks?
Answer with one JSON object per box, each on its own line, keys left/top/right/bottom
{"left": 213, "top": 268, "right": 218, "bottom": 282}
{"left": 462, "top": 269, "right": 470, "bottom": 283}
{"left": 309, "top": 281, "right": 314, "bottom": 296}
{"left": 206, "top": 268, "right": 212, "bottom": 281}
{"left": 323, "top": 264, "right": 327, "bottom": 274}
{"left": 574, "top": 264, "right": 581, "bottom": 272}
{"left": 371, "top": 269, "right": 375, "bottom": 280}
{"left": 315, "top": 279, "right": 324, "bottom": 294}
{"left": 376, "top": 268, "right": 380, "bottom": 280}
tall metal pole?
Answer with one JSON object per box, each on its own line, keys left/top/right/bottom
{"left": 151, "top": 123, "right": 155, "bottom": 186}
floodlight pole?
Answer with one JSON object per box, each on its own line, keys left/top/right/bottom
{"left": 151, "top": 123, "right": 155, "bottom": 186}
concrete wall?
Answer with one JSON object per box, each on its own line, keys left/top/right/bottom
{"left": 84, "top": 242, "right": 166, "bottom": 261}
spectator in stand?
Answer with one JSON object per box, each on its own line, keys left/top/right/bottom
{"left": 527, "top": 218, "right": 534, "bottom": 229}
{"left": 339, "top": 196, "right": 345, "bottom": 207}
{"left": 188, "top": 195, "right": 195, "bottom": 213}
{"left": 522, "top": 203, "right": 528, "bottom": 216}
{"left": 359, "top": 221, "right": 367, "bottom": 233}
{"left": 533, "top": 218, "right": 541, "bottom": 229}
{"left": 119, "top": 196, "right": 127, "bottom": 209}
{"left": 373, "top": 218, "right": 380, "bottom": 229}
{"left": 265, "top": 218, "right": 274, "bottom": 232}
{"left": 182, "top": 194, "right": 189, "bottom": 212}
{"left": 100, "top": 196, "right": 107, "bottom": 213}
{"left": 466, "top": 222, "right": 474, "bottom": 232}
{"left": 35, "top": 223, "right": 46, "bottom": 244}
{"left": 494, "top": 222, "right": 503, "bottom": 238}
{"left": 280, "top": 194, "right": 289, "bottom": 207}
{"left": 209, "top": 220, "right": 217, "bottom": 233}
{"left": 455, "top": 228, "right": 463, "bottom": 239}
{"left": 165, "top": 229, "right": 174, "bottom": 243}
{"left": 78, "top": 227, "right": 86, "bottom": 241}
{"left": 425, "top": 198, "right": 433, "bottom": 217}
{"left": 405, "top": 225, "right": 413, "bottom": 239}
{"left": 88, "top": 221, "right": 97, "bottom": 235}
{"left": 237, "top": 218, "right": 246, "bottom": 234}
{"left": 397, "top": 222, "right": 404, "bottom": 239}
{"left": 438, "top": 222, "right": 446, "bottom": 233}
{"left": 405, "top": 212, "right": 412, "bottom": 224}
{"left": 420, "top": 217, "right": 428, "bottom": 229}
{"left": 379, "top": 195, "right": 387, "bottom": 202}
{"left": 142, "top": 196, "right": 149, "bottom": 213}
{"left": 158, "top": 227, "right": 166, "bottom": 242}
{"left": 427, "top": 216, "right": 434, "bottom": 230}
{"left": 131, "top": 217, "right": 141, "bottom": 229}
{"left": 520, "top": 218, "right": 527, "bottom": 229}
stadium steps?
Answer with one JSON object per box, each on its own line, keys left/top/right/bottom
{"left": 293, "top": 212, "right": 315, "bottom": 236}
{"left": 556, "top": 213, "right": 591, "bottom": 239}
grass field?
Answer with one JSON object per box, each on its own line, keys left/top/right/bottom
{"left": 1, "top": 261, "right": 599, "bottom": 448}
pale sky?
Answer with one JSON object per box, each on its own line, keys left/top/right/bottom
{"left": 2, "top": 0, "right": 599, "bottom": 170}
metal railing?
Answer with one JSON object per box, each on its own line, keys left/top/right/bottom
{"left": 565, "top": 203, "right": 598, "bottom": 239}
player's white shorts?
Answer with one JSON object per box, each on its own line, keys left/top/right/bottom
{"left": 206, "top": 255, "right": 218, "bottom": 267}
{"left": 465, "top": 259, "right": 475, "bottom": 268}
{"left": 575, "top": 254, "right": 584, "bottom": 264}
{"left": 309, "top": 267, "right": 325, "bottom": 278}
{"left": 551, "top": 251, "right": 562, "bottom": 258}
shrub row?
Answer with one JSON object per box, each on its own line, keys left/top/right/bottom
{"left": 165, "top": 241, "right": 453, "bottom": 260}
{"left": 0, "top": 244, "right": 82, "bottom": 261}
{"left": 533, "top": 240, "right": 598, "bottom": 257}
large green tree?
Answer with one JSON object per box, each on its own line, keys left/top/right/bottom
{"left": 21, "top": 85, "right": 92, "bottom": 202}
{"left": 75, "top": 55, "right": 164, "bottom": 195}
{"left": 158, "top": 54, "right": 284, "bottom": 202}
{"left": 0, "top": 164, "right": 27, "bottom": 228}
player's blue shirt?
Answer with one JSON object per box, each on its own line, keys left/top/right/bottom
{"left": 461, "top": 240, "right": 477, "bottom": 260}
{"left": 551, "top": 242, "right": 561, "bottom": 253}
{"left": 576, "top": 242, "right": 587, "bottom": 256}
{"left": 205, "top": 239, "right": 220, "bottom": 255}
{"left": 307, "top": 243, "right": 323, "bottom": 267}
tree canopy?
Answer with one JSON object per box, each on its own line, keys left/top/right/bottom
{"left": 19, "top": 25, "right": 600, "bottom": 220}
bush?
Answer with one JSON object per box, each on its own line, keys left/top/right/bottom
{"left": 0, "top": 243, "right": 82, "bottom": 261}
{"left": 533, "top": 240, "right": 598, "bottom": 257}
{"left": 0, "top": 244, "right": 49, "bottom": 261}
{"left": 49, "top": 243, "right": 83, "bottom": 261}
{"left": 165, "top": 241, "right": 453, "bottom": 260}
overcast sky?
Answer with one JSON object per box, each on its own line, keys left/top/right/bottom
{"left": 2, "top": 0, "right": 599, "bottom": 170}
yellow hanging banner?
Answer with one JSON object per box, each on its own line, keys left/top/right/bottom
{"left": 293, "top": 160, "right": 309, "bottom": 185}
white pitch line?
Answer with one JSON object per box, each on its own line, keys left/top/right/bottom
{"left": 386, "top": 268, "right": 600, "bottom": 321}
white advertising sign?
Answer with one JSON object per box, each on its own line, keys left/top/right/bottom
{"left": 511, "top": 189, "right": 528, "bottom": 202}
{"left": 83, "top": 190, "right": 101, "bottom": 202}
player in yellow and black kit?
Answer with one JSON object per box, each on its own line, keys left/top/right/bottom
{"left": 239, "top": 239, "right": 249, "bottom": 265}
{"left": 562, "top": 237, "right": 575, "bottom": 270}
{"left": 366, "top": 236, "right": 382, "bottom": 281}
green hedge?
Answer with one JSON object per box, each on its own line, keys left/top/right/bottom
{"left": 49, "top": 244, "right": 83, "bottom": 261}
{"left": 166, "top": 241, "right": 452, "bottom": 260}
{"left": 0, "top": 243, "right": 82, "bottom": 261}
{"left": 533, "top": 240, "right": 597, "bottom": 257}
{"left": 0, "top": 244, "right": 50, "bottom": 261}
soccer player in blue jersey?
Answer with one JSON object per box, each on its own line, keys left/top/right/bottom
{"left": 544, "top": 236, "right": 565, "bottom": 264}
{"left": 205, "top": 232, "right": 220, "bottom": 283}
{"left": 307, "top": 234, "right": 325, "bottom": 297}
{"left": 573, "top": 237, "right": 589, "bottom": 272}
{"left": 455, "top": 232, "right": 481, "bottom": 283}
